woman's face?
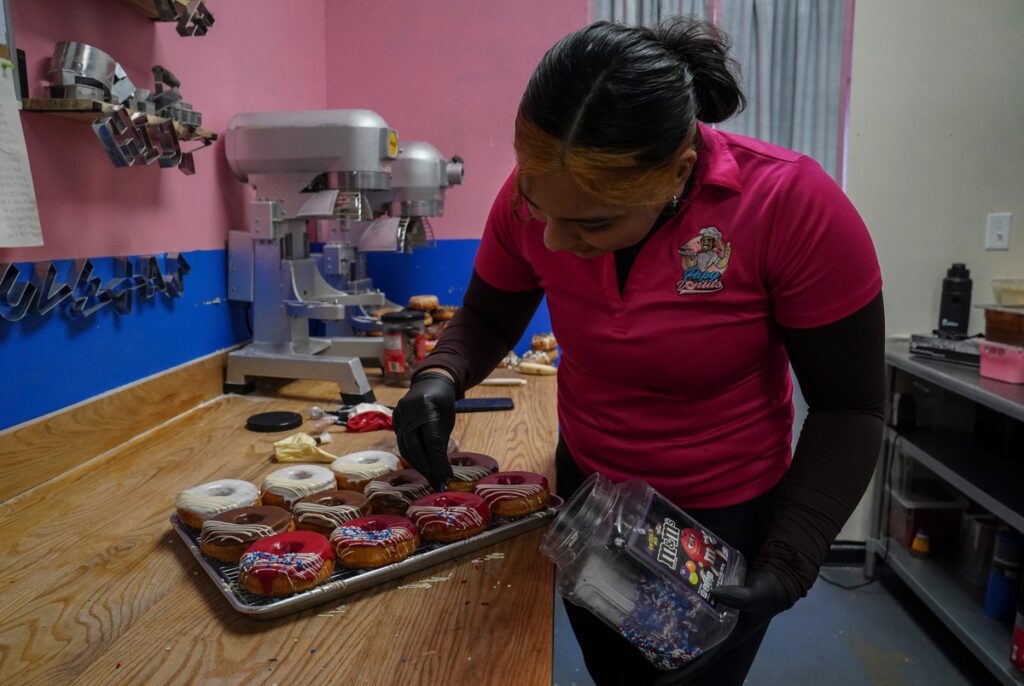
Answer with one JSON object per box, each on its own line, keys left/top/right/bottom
{"left": 519, "top": 152, "right": 696, "bottom": 259}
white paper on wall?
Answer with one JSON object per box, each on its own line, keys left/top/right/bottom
{"left": 0, "top": 59, "right": 43, "bottom": 247}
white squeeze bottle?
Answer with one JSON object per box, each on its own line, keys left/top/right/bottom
{"left": 540, "top": 473, "right": 745, "bottom": 670}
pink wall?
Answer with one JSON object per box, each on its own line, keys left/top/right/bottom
{"left": 324, "top": 0, "right": 590, "bottom": 240}
{"left": 1, "top": 0, "right": 327, "bottom": 262}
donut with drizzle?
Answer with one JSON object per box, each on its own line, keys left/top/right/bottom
{"left": 364, "top": 469, "right": 432, "bottom": 515}
{"left": 238, "top": 530, "right": 335, "bottom": 596}
{"left": 446, "top": 452, "right": 499, "bottom": 492}
{"left": 292, "top": 490, "right": 371, "bottom": 537}
{"left": 261, "top": 464, "right": 336, "bottom": 510}
{"left": 474, "top": 471, "right": 551, "bottom": 518}
{"left": 330, "top": 450, "right": 400, "bottom": 491}
{"left": 199, "top": 506, "right": 293, "bottom": 562}
{"left": 407, "top": 492, "right": 491, "bottom": 543}
{"left": 175, "top": 479, "right": 260, "bottom": 529}
{"left": 329, "top": 514, "right": 420, "bottom": 569}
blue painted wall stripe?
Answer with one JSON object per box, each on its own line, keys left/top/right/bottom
{"left": 0, "top": 249, "right": 247, "bottom": 431}
{"left": 0, "top": 240, "right": 551, "bottom": 431}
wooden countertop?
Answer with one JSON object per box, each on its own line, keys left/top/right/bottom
{"left": 0, "top": 374, "right": 559, "bottom": 685}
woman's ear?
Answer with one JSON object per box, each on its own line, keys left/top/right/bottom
{"left": 675, "top": 148, "right": 699, "bottom": 194}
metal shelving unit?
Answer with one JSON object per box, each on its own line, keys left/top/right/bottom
{"left": 868, "top": 538, "right": 1024, "bottom": 686}
{"left": 866, "top": 339, "right": 1024, "bottom": 686}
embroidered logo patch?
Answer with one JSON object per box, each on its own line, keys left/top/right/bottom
{"left": 676, "top": 226, "right": 731, "bottom": 294}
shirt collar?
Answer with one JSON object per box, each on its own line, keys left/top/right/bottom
{"left": 693, "top": 122, "right": 742, "bottom": 194}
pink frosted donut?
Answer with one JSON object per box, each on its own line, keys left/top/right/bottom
{"left": 329, "top": 514, "right": 420, "bottom": 569}
{"left": 446, "top": 452, "right": 499, "bottom": 492}
{"left": 474, "top": 471, "right": 551, "bottom": 518}
{"left": 407, "top": 492, "right": 491, "bottom": 542}
{"left": 238, "top": 530, "right": 335, "bottom": 597}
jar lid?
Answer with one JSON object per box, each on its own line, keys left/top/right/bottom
{"left": 245, "top": 411, "right": 303, "bottom": 433}
{"left": 381, "top": 309, "right": 426, "bottom": 323}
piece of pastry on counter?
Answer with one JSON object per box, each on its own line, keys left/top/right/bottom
{"left": 531, "top": 333, "right": 557, "bottom": 351}
{"left": 517, "top": 361, "right": 557, "bottom": 376}
{"left": 521, "top": 349, "right": 558, "bottom": 365}
{"left": 497, "top": 351, "right": 521, "bottom": 369}
{"left": 408, "top": 294, "right": 440, "bottom": 311}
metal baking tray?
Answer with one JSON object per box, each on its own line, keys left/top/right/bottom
{"left": 170, "top": 496, "right": 563, "bottom": 619}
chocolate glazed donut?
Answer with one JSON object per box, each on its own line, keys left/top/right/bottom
{"left": 293, "top": 490, "right": 371, "bottom": 537}
{"left": 364, "top": 469, "right": 432, "bottom": 515}
{"left": 446, "top": 452, "right": 499, "bottom": 492}
{"left": 200, "top": 506, "right": 293, "bottom": 562}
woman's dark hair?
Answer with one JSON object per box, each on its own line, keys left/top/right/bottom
{"left": 514, "top": 18, "right": 744, "bottom": 205}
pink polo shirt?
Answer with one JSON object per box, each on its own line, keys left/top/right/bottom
{"left": 475, "top": 124, "right": 882, "bottom": 508}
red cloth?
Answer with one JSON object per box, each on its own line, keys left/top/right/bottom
{"left": 474, "top": 124, "right": 882, "bottom": 508}
{"left": 346, "top": 412, "right": 393, "bottom": 433}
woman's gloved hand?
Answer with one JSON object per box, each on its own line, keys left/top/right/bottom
{"left": 392, "top": 370, "right": 457, "bottom": 490}
{"left": 652, "top": 567, "right": 792, "bottom": 685}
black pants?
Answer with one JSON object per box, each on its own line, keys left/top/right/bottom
{"left": 554, "top": 437, "right": 782, "bottom": 686}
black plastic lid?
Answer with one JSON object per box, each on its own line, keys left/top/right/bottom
{"left": 381, "top": 309, "right": 426, "bottom": 323}
{"left": 245, "top": 411, "right": 303, "bottom": 433}
{"left": 947, "top": 263, "right": 971, "bottom": 278}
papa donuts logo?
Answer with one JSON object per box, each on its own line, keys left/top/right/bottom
{"left": 676, "top": 226, "right": 731, "bottom": 294}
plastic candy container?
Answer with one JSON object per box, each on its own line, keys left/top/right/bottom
{"left": 540, "top": 473, "right": 745, "bottom": 670}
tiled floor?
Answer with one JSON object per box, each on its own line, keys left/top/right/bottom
{"left": 553, "top": 567, "right": 1006, "bottom": 685}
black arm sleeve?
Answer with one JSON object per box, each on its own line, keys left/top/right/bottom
{"left": 755, "top": 292, "right": 886, "bottom": 603}
{"left": 413, "top": 270, "right": 544, "bottom": 396}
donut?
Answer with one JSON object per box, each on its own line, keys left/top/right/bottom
{"left": 408, "top": 294, "right": 440, "bottom": 311}
{"left": 430, "top": 306, "right": 457, "bottom": 322}
{"left": 293, "top": 490, "right": 371, "bottom": 537}
{"left": 329, "top": 514, "right": 420, "bottom": 569}
{"left": 407, "top": 492, "right": 491, "bottom": 543}
{"left": 446, "top": 452, "right": 499, "bottom": 492}
{"left": 497, "top": 351, "right": 520, "bottom": 369}
{"left": 261, "top": 465, "right": 336, "bottom": 510}
{"left": 175, "top": 479, "right": 260, "bottom": 529}
{"left": 521, "top": 348, "right": 558, "bottom": 365}
{"left": 364, "top": 469, "right": 432, "bottom": 515}
{"left": 531, "top": 333, "right": 558, "bottom": 351}
{"left": 200, "top": 506, "right": 293, "bottom": 563}
{"left": 238, "top": 531, "right": 335, "bottom": 596}
{"left": 330, "top": 450, "right": 400, "bottom": 491}
{"left": 474, "top": 471, "right": 551, "bottom": 518}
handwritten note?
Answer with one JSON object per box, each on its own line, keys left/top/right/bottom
{"left": 0, "top": 59, "right": 43, "bottom": 247}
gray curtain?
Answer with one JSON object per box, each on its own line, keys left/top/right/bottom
{"left": 594, "top": 0, "right": 708, "bottom": 24}
{"left": 719, "top": 0, "right": 844, "bottom": 177}
{"left": 593, "top": 0, "right": 845, "bottom": 177}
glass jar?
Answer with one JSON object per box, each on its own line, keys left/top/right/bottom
{"left": 540, "top": 473, "right": 746, "bottom": 670}
{"left": 380, "top": 310, "right": 427, "bottom": 387}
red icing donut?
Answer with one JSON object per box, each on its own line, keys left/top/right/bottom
{"left": 238, "top": 530, "right": 335, "bottom": 596}
{"left": 446, "top": 452, "right": 499, "bottom": 492}
{"left": 329, "top": 514, "right": 420, "bottom": 569}
{"left": 407, "top": 492, "right": 491, "bottom": 542}
{"left": 474, "top": 471, "right": 551, "bottom": 518}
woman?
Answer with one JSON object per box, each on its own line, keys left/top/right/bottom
{"left": 393, "top": 18, "right": 884, "bottom": 686}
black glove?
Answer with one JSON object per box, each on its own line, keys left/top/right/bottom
{"left": 392, "top": 371, "right": 457, "bottom": 491}
{"left": 652, "top": 567, "right": 792, "bottom": 685}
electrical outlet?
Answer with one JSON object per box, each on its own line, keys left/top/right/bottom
{"left": 985, "top": 212, "right": 1012, "bottom": 250}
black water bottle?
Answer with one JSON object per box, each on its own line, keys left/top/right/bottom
{"left": 938, "top": 263, "right": 972, "bottom": 337}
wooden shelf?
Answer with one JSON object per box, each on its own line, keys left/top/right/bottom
{"left": 21, "top": 97, "right": 217, "bottom": 142}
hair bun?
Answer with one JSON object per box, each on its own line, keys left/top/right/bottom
{"left": 652, "top": 17, "right": 745, "bottom": 124}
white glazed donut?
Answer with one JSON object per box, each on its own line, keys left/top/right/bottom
{"left": 330, "top": 450, "right": 401, "bottom": 491}
{"left": 261, "top": 465, "right": 336, "bottom": 510}
{"left": 175, "top": 479, "right": 259, "bottom": 528}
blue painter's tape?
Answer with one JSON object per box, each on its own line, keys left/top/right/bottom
{"left": 0, "top": 249, "right": 248, "bottom": 431}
